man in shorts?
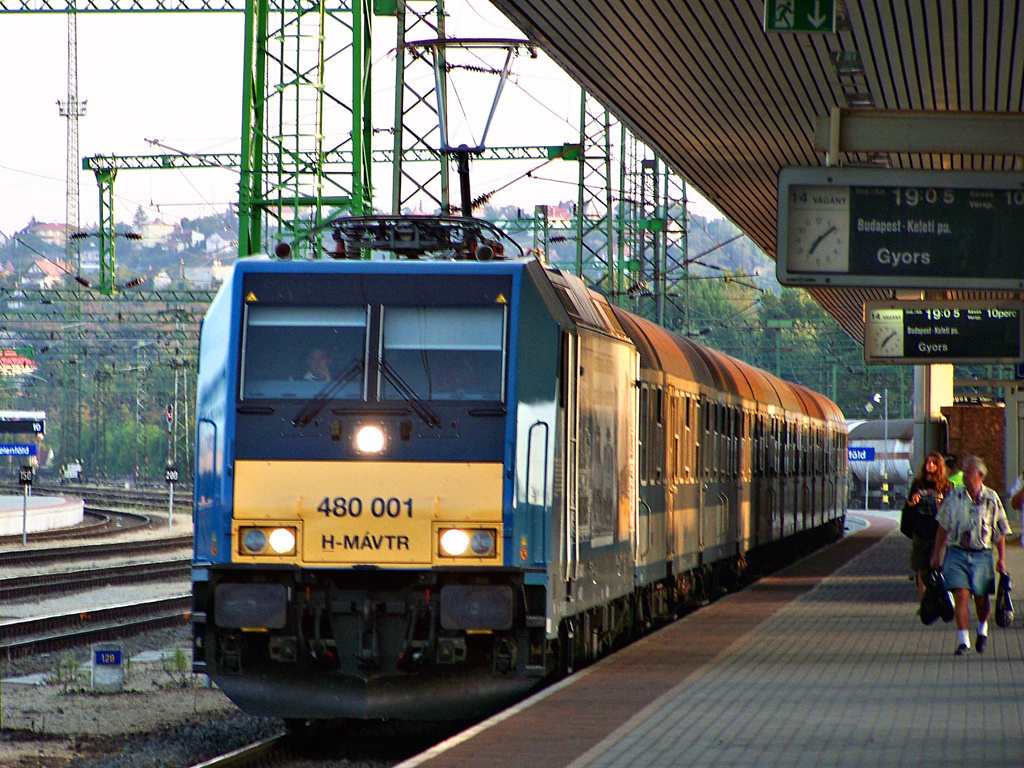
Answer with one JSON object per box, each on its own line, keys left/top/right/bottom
{"left": 931, "top": 455, "right": 1012, "bottom": 655}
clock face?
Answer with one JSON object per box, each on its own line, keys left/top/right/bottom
{"left": 865, "top": 309, "right": 904, "bottom": 359}
{"left": 785, "top": 185, "right": 851, "bottom": 273}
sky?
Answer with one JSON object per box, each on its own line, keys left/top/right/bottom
{"left": 0, "top": 1, "right": 722, "bottom": 239}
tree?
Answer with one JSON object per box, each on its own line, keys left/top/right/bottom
{"left": 132, "top": 206, "right": 150, "bottom": 231}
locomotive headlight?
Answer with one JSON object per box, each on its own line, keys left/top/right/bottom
{"left": 438, "top": 528, "right": 497, "bottom": 558}
{"left": 242, "top": 528, "right": 267, "bottom": 554}
{"left": 354, "top": 424, "right": 386, "bottom": 454}
{"left": 469, "top": 530, "right": 495, "bottom": 556}
{"left": 240, "top": 526, "right": 297, "bottom": 556}
{"left": 440, "top": 528, "right": 470, "bottom": 555}
{"left": 268, "top": 527, "right": 297, "bottom": 554}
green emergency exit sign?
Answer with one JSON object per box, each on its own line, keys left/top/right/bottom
{"left": 764, "top": 0, "right": 836, "bottom": 32}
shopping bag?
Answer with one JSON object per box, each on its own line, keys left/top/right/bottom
{"left": 900, "top": 504, "right": 916, "bottom": 538}
{"left": 922, "top": 569, "right": 954, "bottom": 624}
{"left": 919, "top": 580, "right": 940, "bottom": 625}
{"left": 996, "top": 571, "right": 1014, "bottom": 628}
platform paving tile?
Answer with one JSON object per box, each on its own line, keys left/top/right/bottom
{"left": 401, "top": 516, "right": 1024, "bottom": 768}
{"left": 568, "top": 530, "right": 1024, "bottom": 768}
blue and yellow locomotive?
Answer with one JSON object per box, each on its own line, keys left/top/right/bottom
{"left": 191, "top": 216, "right": 847, "bottom": 722}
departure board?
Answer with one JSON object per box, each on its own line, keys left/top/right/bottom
{"left": 0, "top": 417, "right": 45, "bottom": 434}
{"left": 863, "top": 301, "right": 1024, "bottom": 364}
{"left": 777, "top": 167, "right": 1024, "bottom": 289}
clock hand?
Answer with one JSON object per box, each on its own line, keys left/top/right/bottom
{"left": 882, "top": 331, "right": 897, "bottom": 348}
{"left": 809, "top": 225, "right": 838, "bottom": 254}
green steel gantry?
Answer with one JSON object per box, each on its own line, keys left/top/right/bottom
{"left": 2, "top": 0, "right": 696, "bottom": 473}
{"left": 4, "top": 0, "right": 689, "bottom": 305}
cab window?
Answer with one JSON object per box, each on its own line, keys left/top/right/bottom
{"left": 381, "top": 306, "right": 505, "bottom": 401}
{"left": 240, "top": 305, "right": 367, "bottom": 400}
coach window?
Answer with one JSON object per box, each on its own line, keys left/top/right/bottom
{"left": 670, "top": 395, "right": 680, "bottom": 485}
{"left": 639, "top": 386, "right": 650, "bottom": 485}
{"left": 654, "top": 388, "right": 664, "bottom": 483}
{"left": 240, "top": 305, "right": 367, "bottom": 400}
{"left": 771, "top": 418, "right": 780, "bottom": 476}
{"left": 785, "top": 421, "right": 792, "bottom": 475}
{"left": 686, "top": 397, "right": 696, "bottom": 481}
{"left": 733, "top": 411, "right": 740, "bottom": 480}
{"left": 708, "top": 404, "right": 716, "bottom": 480}
{"left": 381, "top": 306, "right": 505, "bottom": 401}
{"left": 753, "top": 415, "right": 763, "bottom": 475}
{"left": 696, "top": 400, "right": 705, "bottom": 478}
{"left": 722, "top": 406, "right": 731, "bottom": 479}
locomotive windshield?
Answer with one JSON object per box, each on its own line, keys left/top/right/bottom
{"left": 239, "top": 303, "right": 505, "bottom": 403}
{"left": 381, "top": 306, "right": 505, "bottom": 402}
{"left": 240, "top": 305, "right": 367, "bottom": 400}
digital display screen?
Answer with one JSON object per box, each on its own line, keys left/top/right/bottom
{"left": 863, "top": 301, "right": 1024, "bottom": 364}
{"left": 778, "top": 168, "right": 1024, "bottom": 289}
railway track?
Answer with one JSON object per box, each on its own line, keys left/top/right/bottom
{"left": 0, "top": 480, "right": 193, "bottom": 512}
{"left": 0, "top": 557, "right": 190, "bottom": 601}
{"left": 0, "top": 507, "right": 154, "bottom": 546}
{"left": 0, "top": 594, "right": 191, "bottom": 659}
{"left": 187, "top": 735, "right": 289, "bottom": 768}
{"left": 184, "top": 718, "right": 469, "bottom": 768}
{"left": 0, "top": 533, "right": 192, "bottom": 567}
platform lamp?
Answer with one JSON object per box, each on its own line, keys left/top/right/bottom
{"left": 870, "top": 391, "right": 889, "bottom": 508}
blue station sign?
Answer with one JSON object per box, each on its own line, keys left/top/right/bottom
{"left": 0, "top": 444, "right": 36, "bottom": 457}
{"left": 848, "top": 446, "right": 875, "bottom": 462}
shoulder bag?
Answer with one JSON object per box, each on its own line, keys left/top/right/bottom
{"left": 996, "top": 571, "right": 1014, "bottom": 628}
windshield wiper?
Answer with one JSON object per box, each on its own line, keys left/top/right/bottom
{"left": 293, "top": 358, "right": 364, "bottom": 427}
{"left": 378, "top": 359, "right": 442, "bottom": 428}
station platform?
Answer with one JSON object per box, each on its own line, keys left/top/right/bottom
{"left": 0, "top": 494, "right": 84, "bottom": 537}
{"left": 399, "top": 513, "right": 1024, "bottom": 768}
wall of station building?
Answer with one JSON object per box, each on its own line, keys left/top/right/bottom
{"left": 941, "top": 404, "right": 1006, "bottom": 492}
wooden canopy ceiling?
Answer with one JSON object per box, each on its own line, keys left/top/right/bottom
{"left": 490, "top": 0, "right": 1024, "bottom": 342}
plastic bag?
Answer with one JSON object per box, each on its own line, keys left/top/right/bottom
{"left": 919, "top": 581, "right": 940, "bottom": 625}
{"left": 996, "top": 571, "right": 1014, "bottom": 628}
{"left": 920, "top": 569, "right": 954, "bottom": 625}
{"left": 900, "top": 504, "right": 916, "bottom": 538}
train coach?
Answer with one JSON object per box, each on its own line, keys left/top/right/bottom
{"left": 191, "top": 215, "right": 848, "bottom": 723}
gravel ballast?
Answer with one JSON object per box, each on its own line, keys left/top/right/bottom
{"left": 1, "top": 625, "right": 282, "bottom": 768}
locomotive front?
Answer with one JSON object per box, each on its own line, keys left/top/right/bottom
{"left": 192, "top": 254, "right": 563, "bottom": 721}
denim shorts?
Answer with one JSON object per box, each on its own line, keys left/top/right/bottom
{"left": 942, "top": 545, "right": 996, "bottom": 595}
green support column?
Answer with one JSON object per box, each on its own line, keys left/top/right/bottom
{"left": 575, "top": 91, "right": 616, "bottom": 291}
{"left": 95, "top": 167, "right": 117, "bottom": 295}
{"left": 237, "top": 0, "right": 268, "bottom": 256}
{"left": 351, "top": 0, "right": 372, "bottom": 215}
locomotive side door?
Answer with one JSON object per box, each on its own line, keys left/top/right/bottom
{"left": 562, "top": 332, "right": 580, "bottom": 592}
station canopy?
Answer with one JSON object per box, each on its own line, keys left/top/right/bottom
{"left": 491, "top": 0, "right": 1024, "bottom": 342}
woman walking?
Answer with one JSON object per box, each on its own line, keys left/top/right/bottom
{"left": 903, "top": 452, "right": 953, "bottom": 599}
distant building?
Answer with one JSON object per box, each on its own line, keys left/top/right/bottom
{"left": 152, "top": 270, "right": 173, "bottom": 290}
{"left": 183, "top": 258, "right": 235, "bottom": 288}
{"left": 22, "top": 258, "right": 68, "bottom": 289}
{"left": 0, "top": 349, "right": 38, "bottom": 377}
{"left": 80, "top": 249, "right": 100, "bottom": 274}
{"left": 206, "top": 231, "right": 237, "bottom": 256}
{"left": 166, "top": 225, "right": 207, "bottom": 253}
{"left": 18, "top": 222, "right": 69, "bottom": 246}
{"left": 141, "top": 220, "right": 175, "bottom": 246}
